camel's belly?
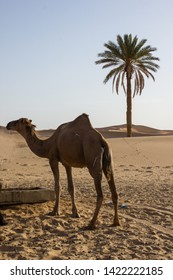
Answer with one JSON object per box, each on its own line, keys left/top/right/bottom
{"left": 60, "top": 156, "right": 86, "bottom": 168}
{"left": 59, "top": 146, "right": 86, "bottom": 168}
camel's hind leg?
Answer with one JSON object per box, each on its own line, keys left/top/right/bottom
{"left": 87, "top": 176, "right": 103, "bottom": 230}
{"left": 103, "top": 166, "right": 120, "bottom": 227}
{"left": 86, "top": 155, "right": 103, "bottom": 230}
{"left": 65, "top": 165, "right": 79, "bottom": 218}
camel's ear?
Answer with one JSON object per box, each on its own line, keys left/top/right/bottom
{"left": 21, "top": 118, "right": 33, "bottom": 126}
{"left": 21, "top": 118, "right": 27, "bottom": 124}
{"left": 29, "top": 119, "right": 36, "bottom": 129}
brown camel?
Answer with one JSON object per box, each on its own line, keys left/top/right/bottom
{"left": 6, "top": 114, "right": 120, "bottom": 229}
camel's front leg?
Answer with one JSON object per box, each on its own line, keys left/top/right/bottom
{"left": 49, "top": 159, "right": 60, "bottom": 216}
{"left": 65, "top": 165, "right": 80, "bottom": 218}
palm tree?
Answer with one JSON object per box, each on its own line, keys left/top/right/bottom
{"left": 95, "top": 34, "right": 160, "bottom": 137}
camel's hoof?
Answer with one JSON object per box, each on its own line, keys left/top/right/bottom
{"left": 82, "top": 224, "right": 96, "bottom": 231}
{"left": 71, "top": 213, "right": 80, "bottom": 218}
{"left": 110, "top": 221, "right": 120, "bottom": 227}
{"left": 46, "top": 211, "right": 58, "bottom": 216}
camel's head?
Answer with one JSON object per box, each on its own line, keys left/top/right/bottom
{"left": 6, "top": 118, "right": 36, "bottom": 135}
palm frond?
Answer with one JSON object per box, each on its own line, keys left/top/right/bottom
{"left": 138, "top": 70, "right": 145, "bottom": 94}
{"left": 104, "top": 41, "right": 123, "bottom": 59}
{"left": 121, "top": 71, "right": 126, "bottom": 94}
{"left": 115, "top": 72, "right": 122, "bottom": 94}
{"left": 134, "top": 72, "right": 139, "bottom": 97}
{"left": 103, "top": 68, "right": 117, "bottom": 84}
{"left": 102, "top": 62, "right": 118, "bottom": 69}
{"left": 96, "top": 34, "right": 159, "bottom": 96}
{"left": 134, "top": 38, "right": 147, "bottom": 54}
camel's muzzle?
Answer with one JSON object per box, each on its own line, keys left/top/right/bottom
{"left": 6, "top": 121, "right": 16, "bottom": 130}
{"left": 6, "top": 123, "right": 11, "bottom": 130}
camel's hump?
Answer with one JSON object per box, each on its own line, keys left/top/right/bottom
{"left": 72, "top": 113, "right": 93, "bottom": 127}
{"left": 57, "top": 113, "right": 94, "bottom": 132}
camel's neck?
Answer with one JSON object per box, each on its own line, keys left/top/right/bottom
{"left": 21, "top": 130, "right": 51, "bottom": 158}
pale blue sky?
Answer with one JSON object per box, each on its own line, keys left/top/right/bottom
{"left": 0, "top": 0, "right": 172, "bottom": 129}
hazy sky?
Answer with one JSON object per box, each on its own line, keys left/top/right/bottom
{"left": 1, "top": 0, "right": 173, "bottom": 129}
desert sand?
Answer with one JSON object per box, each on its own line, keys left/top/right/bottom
{"left": 0, "top": 125, "right": 173, "bottom": 260}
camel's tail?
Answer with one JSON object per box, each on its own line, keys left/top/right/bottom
{"left": 101, "top": 139, "right": 114, "bottom": 182}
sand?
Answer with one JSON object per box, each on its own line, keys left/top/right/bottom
{"left": 0, "top": 127, "right": 173, "bottom": 260}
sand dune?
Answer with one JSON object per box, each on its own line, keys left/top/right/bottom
{"left": 98, "top": 124, "right": 173, "bottom": 138}
{"left": 0, "top": 125, "right": 173, "bottom": 260}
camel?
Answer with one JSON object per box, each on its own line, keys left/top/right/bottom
{"left": 6, "top": 114, "right": 120, "bottom": 229}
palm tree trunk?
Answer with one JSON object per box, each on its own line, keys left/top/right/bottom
{"left": 126, "top": 76, "right": 132, "bottom": 137}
